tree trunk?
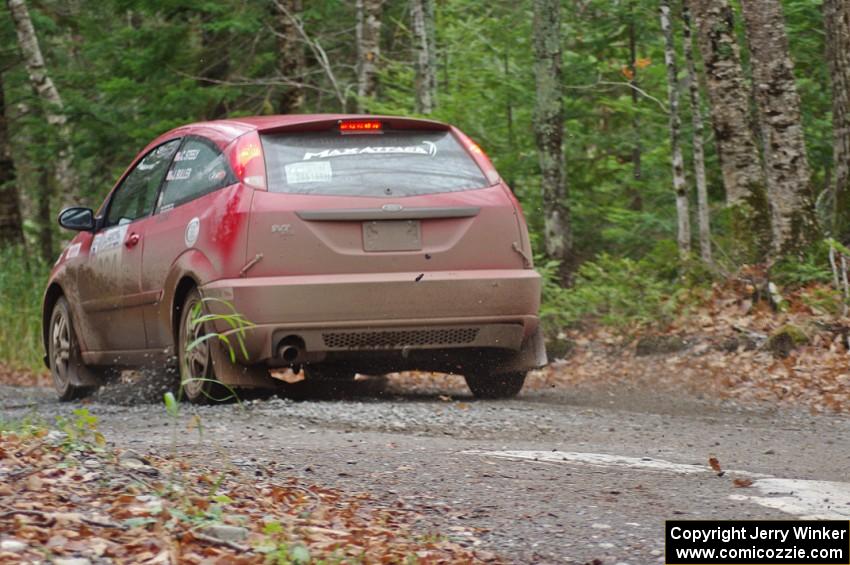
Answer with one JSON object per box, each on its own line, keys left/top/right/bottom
{"left": 825, "top": 0, "right": 850, "bottom": 241}
{"left": 276, "top": 0, "right": 306, "bottom": 114}
{"left": 627, "top": 2, "right": 643, "bottom": 211}
{"left": 533, "top": 0, "right": 572, "bottom": 283}
{"left": 7, "top": 0, "right": 80, "bottom": 209}
{"left": 0, "top": 72, "right": 24, "bottom": 248}
{"left": 410, "top": 0, "right": 436, "bottom": 114}
{"left": 741, "top": 0, "right": 818, "bottom": 255}
{"left": 37, "top": 166, "right": 53, "bottom": 263}
{"left": 660, "top": 0, "right": 691, "bottom": 260}
{"left": 356, "top": 0, "right": 383, "bottom": 113}
{"left": 682, "top": 1, "right": 712, "bottom": 265}
{"left": 689, "top": 0, "right": 770, "bottom": 259}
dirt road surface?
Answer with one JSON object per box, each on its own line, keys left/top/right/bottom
{"left": 2, "top": 374, "right": 849, "bottom": 564}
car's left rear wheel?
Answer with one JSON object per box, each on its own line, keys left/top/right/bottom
{"left": 48, "top": 297, "right": 93, "bottom": 401}
{"left": 178, "top": 288, "right": 228, "bottom": 404}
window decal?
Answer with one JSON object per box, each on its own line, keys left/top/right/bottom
{"left": 302, "top": 141, "right": 437, "bottom": 161}
{"left": 166, "top": 168, "right": 192, "bottom": 181}
{"left": 174, "top": 149, "right": 201, "bottom": 162}
{"left": 285, "top": 161, "right": 333, "bottom": 184}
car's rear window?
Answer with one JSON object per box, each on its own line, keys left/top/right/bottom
{"left": 261, "top": 130, "right": 490, "bottom": 197}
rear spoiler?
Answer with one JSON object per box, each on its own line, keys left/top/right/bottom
{"left": 256, "top": 115, "right": 450, "bottom": 135}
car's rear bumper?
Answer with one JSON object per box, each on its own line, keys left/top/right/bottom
{"left": 201, "top": 269, "right": 542, "bottom": 365}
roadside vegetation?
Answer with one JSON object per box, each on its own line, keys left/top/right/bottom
{"left": 0, "top": 246, "right": 48, "bottom": 371}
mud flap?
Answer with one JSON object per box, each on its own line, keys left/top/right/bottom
{"left": 209, "top": 338, "right": 274, "bottom": 389}
{"left": 493, "top": 325, "right": 548, "bottom": 374}
{"left": 70, "top": 359, "right": 104, "bottom": 387}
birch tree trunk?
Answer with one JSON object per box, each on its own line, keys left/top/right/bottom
{"left": 356, "top": 0, "right": 383, "bottom": 113}
{"left": 0, "top": 72, "right": 24, "bottom": 247}
{"left": 824, "top": 0, "right": 850, "bottom": 240}
{"left": 741, "top": 0, "right": 818, "bottom": 254}
{"left": 682, "top": 1, "right": 711, "bottom": 264}
{"left": 276, "top": 0, "right": 306, "bottom": 114}
{"left": 660, "top": 1, "right": 691, "bottom": 260}
{"left": 7, "top": 0, "right": 80, "bottom": 208}
{"left": 410, "top": 0, "right": 436, "bottom": 114}
{"left": 533, "top": 0, "right": 573, "bottom": 283}
{"left": 689, "top": 0, "right": 770, "bottom": 258}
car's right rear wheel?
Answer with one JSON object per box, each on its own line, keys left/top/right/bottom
{"left": 178, "top": 288, "right": 228, "bottom": 404}
{"left": 464, "top": 371, "right": 527, "bottom": 399}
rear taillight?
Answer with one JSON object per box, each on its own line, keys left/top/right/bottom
{"left": 339, "top": 120, "right": 383, "bottom": 134}
{"left": 454, "top": 130, "right": 500, "bottom": 185}
{"left": 229, "top": 131, "right": 266, "bottom": 189}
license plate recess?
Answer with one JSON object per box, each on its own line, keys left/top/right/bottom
{"left": 362, "top": 220, "right": 422, "bottom": 251}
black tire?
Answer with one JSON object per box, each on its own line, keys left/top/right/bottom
{"left": 177, "top": 287, "right": 228, "bottom": 404}
{"left": 464, "top": 371, "right": 527, "bottom": 399}
{"left": 47, "top": 297, "right": 94, "bottom": 401}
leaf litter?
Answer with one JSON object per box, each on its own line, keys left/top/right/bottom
{"left": 0, "top": 426, "right": 498, "bottom": 564}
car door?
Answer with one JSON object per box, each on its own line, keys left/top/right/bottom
{"left": 140, "top": 135, "right": 240, "bottom": 348}
{"left": 75, "top": 138, "right": 181, "bottom": 354}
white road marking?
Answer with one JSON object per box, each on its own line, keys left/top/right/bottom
{"left": 731, "top": 479, "right": 850, "bottom": 520}
{"left": 469, "top": 450, "right": 850, "bottom": 519}
{"left": 469, "top": 450, "right": 768, "bottom": 477}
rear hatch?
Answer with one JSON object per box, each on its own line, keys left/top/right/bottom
{"left": 242, "top": 117, "right": 526, "bottom": 277}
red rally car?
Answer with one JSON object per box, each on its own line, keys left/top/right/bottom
{"left": 45, "top": 115, "right": 546, "bottom": 402}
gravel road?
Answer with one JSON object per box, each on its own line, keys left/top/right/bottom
{"left": 3, "top": 374, "right": 849, "bottom": 564}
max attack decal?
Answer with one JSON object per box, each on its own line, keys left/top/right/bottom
{"left": 302, "top": 141, "right": 437, "bottom": 161}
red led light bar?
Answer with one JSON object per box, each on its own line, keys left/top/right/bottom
{"left": 339, "top": 120, "right": 383, "bottom": 133}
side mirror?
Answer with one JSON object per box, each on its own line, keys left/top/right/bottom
{"left": 58, "top": 207, "right": 95, "bottom": 232}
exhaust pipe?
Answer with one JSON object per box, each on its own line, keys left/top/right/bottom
{"left": 278, "top": 344, "right": 302, "bottom": 363}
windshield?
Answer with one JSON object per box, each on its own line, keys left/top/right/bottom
{"left": 261, "top": 130, "right": 490, "bottom": 197}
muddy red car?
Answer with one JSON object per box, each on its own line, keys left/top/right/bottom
{"left": 44, "top": 115, "right": 545, "bottom": 402}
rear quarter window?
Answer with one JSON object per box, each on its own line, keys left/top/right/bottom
{"left": 261, "top": 130, "right": 489, "bottom": 197}
{"left": 158, "top": 137, "right": 233, "bottom": 210}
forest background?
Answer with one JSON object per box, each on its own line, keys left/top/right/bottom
{"left": 1, "top": 0, "right": 848, "bottom": 370}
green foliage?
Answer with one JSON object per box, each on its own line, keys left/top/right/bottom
{"left": 188, "top": 297, "right": 254, "bottom": 364}
{"left": 800, "top": 285, "right": 845, "bottom": 316}
{"left": 163, "top": 391, "right": 179, "bottom": 418}
{"left": 540, "top": 252, "right": 681, "bottom": 331}
{"left": 54, "top": 408, "right": 106, "bottom": 451}
{"left": 772, "top": 240, "right": 834, "bottom": 287}
{"left": 0, "top": 246, "right": 49, "bottom": 370}
{"left": 257, "top": 521, "right": 313, "bottom": 565}
{"left": 0, "top": 414, "right": 47, "bottom": 436}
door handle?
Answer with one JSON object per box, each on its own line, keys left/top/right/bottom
{"left": 125, "top": 233, "right": 141, "bottom": 248}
